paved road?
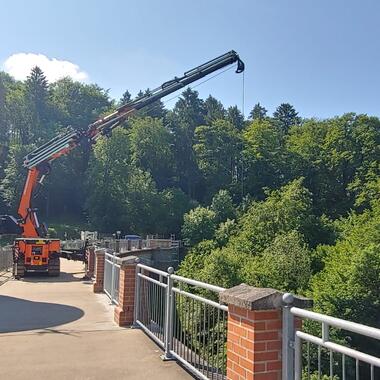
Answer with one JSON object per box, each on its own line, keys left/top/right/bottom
{"left": 0, "top": 259, "right": 192, "bottom": 380}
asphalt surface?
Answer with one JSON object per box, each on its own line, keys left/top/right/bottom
{"left": 0, "top": 259, "right": 192, "bottom": 380}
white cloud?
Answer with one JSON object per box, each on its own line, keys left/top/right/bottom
{"left": 2, "top": 53, "right": 88, "bottom": 82}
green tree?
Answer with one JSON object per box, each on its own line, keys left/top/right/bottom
{"left": 242, "top": 118, "right": 289, "bottom": 198}
{"left": 226, "top": 105, "right": 245, "bottom": 130}
{"left": 210, "top": 189, "right": 235, "bottom": 224}
{"left": 119, "top": 90, "right": 132, "bottom": 105}
{"left": 129, "top": 117, "right": 174, "bottom": 189}
{"left": 194, "top": 120, "right": 241, "bottom": 198}
{"left": 287, "top": 115, "right": 362, "bottom": 217}
{"left": 245, "top": 231, "right": 312, "bottom": 293}
{"left": 249, "top": 102, "right": 267, "bottom": 120}
{"left": 50, "top": 77, "right": 111, "bottom": 130}
{"left": 134, "top": 88, "right": 166, "bottom": 119}
{"left": 25, "top": 66, "right": 54, "bottom": 142}
{"left": 273, "top": 103, "right": 300, "bottom": 133}
{"left": 204, "top": 95, "right": 226, "bottom": 124}
{"left": 167, "top": 89, "right": 207, "bottom": 198}
{"left": 182, "top": 206, "right": 217, "bottom": 246}
{"left": 311, "top": 201, "right": 380, "bottom": 356}
{"left": 158, "top": 188, "right": 192, "bottom": 235}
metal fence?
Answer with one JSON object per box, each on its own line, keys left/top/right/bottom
{"left": 134, "top": 264, "right": 227, "bottom": 380}
{"left": 104, "top": 251, "right": 120, "bottom": 304}
{"left": 283, "top": 294, "right": 380, "bottom": 380}
{"left": 0, "top": 246, "right": 13, "bottom": 273}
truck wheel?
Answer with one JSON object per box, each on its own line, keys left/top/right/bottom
{"left": 48, "top": 257, "right": 60, "bottom": 277}
{"left": 13, "top": 259, "right": 25, "bottom": 279}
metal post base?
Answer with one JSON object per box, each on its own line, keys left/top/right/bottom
{"left": 160, "top": 353, "right": 175, "bottom": 361}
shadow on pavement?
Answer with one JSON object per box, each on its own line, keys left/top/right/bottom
{"left": 21, "top": 270, "right": 87, "bottom": 283}
{"left": 0, "top": 295, "right": 84, "bottom": 333}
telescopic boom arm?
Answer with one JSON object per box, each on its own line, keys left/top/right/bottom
{"left": 1, "top": 50, "right": 245, "bottom": 237}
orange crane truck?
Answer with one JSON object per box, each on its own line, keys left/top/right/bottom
{"left": 0, "top": 51, "right": 245, "bottom": 277}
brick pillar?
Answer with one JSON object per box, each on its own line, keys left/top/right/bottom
{"left": 86, "top": 246, "right": 95, "bottom": 279}
{"left": 220, "top": 284, "right": 312, "bottom": 380}
{"left": 114, "top": 256, "right": 139, "bottom": 326}
{"left": 93, "top": 249, "right": 105, "bottom": 293}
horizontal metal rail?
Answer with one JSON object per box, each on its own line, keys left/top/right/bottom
{"left": 137, "top": 263, "right": 168, "bottom": 277}
{"left": 138, "top": 273, "right": 168, "bottom": 288}
{"left": 172, "top": 287, "right": 228, "bottom": 311}
{"left": 171, "top": 274, "right": 225, "bottom": 293}
{"left": 291, "top": 307, "right": 380, "bottom": 340}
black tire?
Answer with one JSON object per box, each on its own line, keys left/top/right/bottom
{"left": 48, "top": 257, "right": 60, "bottom": 277}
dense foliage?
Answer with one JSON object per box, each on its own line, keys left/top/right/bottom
{"left": 0, "top": 67, "right": 379, "bottom": 349}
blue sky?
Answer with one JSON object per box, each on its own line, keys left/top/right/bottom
{"left": 1, "top": 0, "right": 379, "bottom": 118}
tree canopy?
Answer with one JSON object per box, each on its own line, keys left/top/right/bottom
{"left": 0, "top": 67, "right": 379, "bottom": 347}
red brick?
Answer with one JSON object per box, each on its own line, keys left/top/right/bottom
{"left": 255, "top": 331, "right": 279, "bottom": 341}
{"left": 241, "top": 319, "right": 266, "bottom": 330}
{"left": 254, "top": 351, "right": 279, "bottom": 362}
{"left": 266, "top": 340, "right": 281, "bottom": 350}
{"left": 233, "top": 343, "right": 247, "bottom": 358}
{"left": 253, "top": 342, "right": 267, "bottom": 352}
{"left": 230, "top": 313, "right": 241, "bottom": 324}
{"left": 228, "top": 331, "right": 241, "bottom": 344}
{"left": 228, "top": 351, "right": 240, "bottom": 364}
{"left": 241, "top": 337, "right": 254, "bottom": 350}
{"left": 231, "top": 324, "right": 248, "bottom": 338}
{"left": 250, "top": 310, "right": 280, "bottom": 320}
{"left": 230, "top": 305, "right": 248, "bottom": 318}
{"left": 239, "top": 356, "right": 253, "bottom": 370}
{"left": 227, "top": 369, "right": 240, "bottom": 380}
{"left": 266, "top": 360, "right": 282, "bottom": 371}
{"left": 252, "top": 362, "right": 266, "bottom": 373}
{"left": 233, "top": 362, "right": 246, "bottom": 377}
{"left": 266, "top": 320, "right": 282, "bottom": 330}
{"left": 254, "top": 372, "right": 280, "bottom": 380}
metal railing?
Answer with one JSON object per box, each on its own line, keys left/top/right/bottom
{"left": 0, "top": 246, "right": 13, "bottom": 273}
{"left": 134, "top": 264, "right": 227, "bottom": 380}
{"left": 283, "top": 294, "right": 380, "bottom": 380}
{"left": 104, "top": 251, "right": 120, "bottom": 304}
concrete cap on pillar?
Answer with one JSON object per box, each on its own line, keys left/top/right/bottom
{"left": 94, "top": 248, "right": 106, "bottom": 256}
{"left": 219, "top": 283, "right": 313, "bottom": 310}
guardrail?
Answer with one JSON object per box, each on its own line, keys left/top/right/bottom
{"left": 0, "top": 246, "right": 13, "bottom": 273}
{"left": 135, "top": 264, "right": 227, "bottom": 380}
{"left": 282, "top": 294, "right": 380, "bottom": 380}
{"left": 104, "top": 251, "right": 120, "bottom": 304}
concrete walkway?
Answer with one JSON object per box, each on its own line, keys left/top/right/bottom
{"left": 0, "top": 259, "right": 192, "bottom": 380}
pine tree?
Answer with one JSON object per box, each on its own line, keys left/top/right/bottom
{"left": 227, "top": 105, "right": 245, "bottom": 130}
{"left": 135, "top": 89, "right": 166, "bottom": 119}
{"left": 249, "top": 102, "right": 267, "bottom": 120}
{"left": 25, "top": 66, "right": 50, "bottom": 141}
{"left": 204, "top": 95, "right": 226, "bottom": 124}
{"left": 273, "top": 103, "right": 300, "bottom": 133}
{"left": 120, "top": 90, "right": 132, "bottom": 105}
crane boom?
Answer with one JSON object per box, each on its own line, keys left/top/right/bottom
{"left": 24, "top": 50, "right": 244, "bottom": 169}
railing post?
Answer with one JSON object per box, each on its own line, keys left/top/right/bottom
{"left": 282, "top": 293, "right": 295, "bottom": 380}
{"left": 133, "top": 262, "right": 141, "bottom": 326}
{"left": 162, "top": 266, "right": 174, "bottom": 361}
{"left": 93, "top": 248, "right": 105, "bottom": 293}
{"left": 114, "top": 256, "right": 139, "bottom": 327}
